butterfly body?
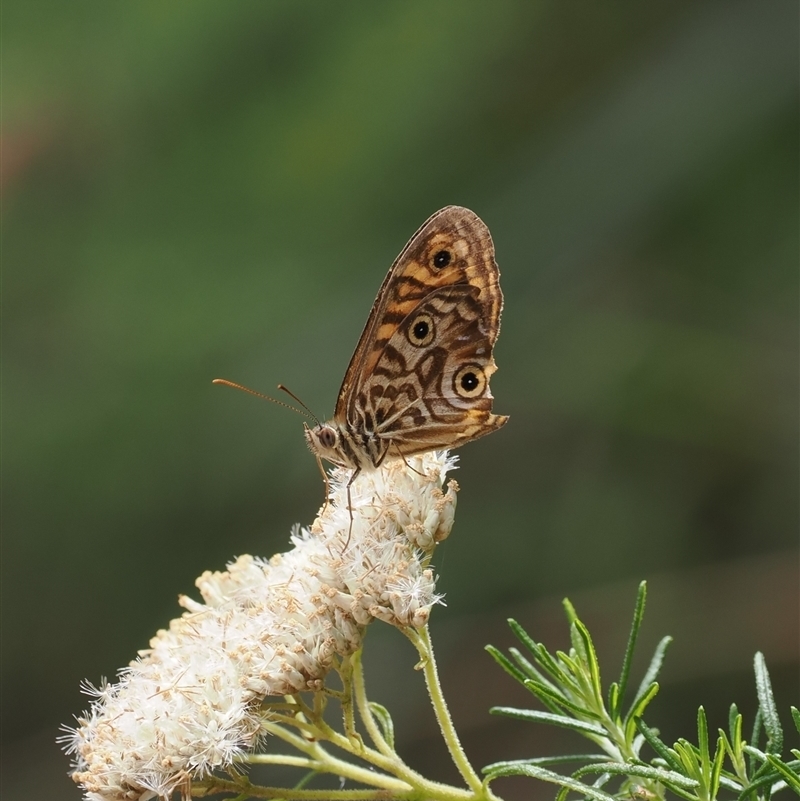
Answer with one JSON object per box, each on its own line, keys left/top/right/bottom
{"left": 306, "top": 206, "right": 507, "bottom": 476}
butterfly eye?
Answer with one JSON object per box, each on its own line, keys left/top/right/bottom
{"left": 318, "top": 427, "right": 337, "bottom": 449}
{"left": 407, "top": 313, "right": 435, "bottom": 347}
{"left": 454, "top": 365, "right": 486, "bottom": 398}
{"left": 432, "top": 249, "right": 451, "bottom": 269}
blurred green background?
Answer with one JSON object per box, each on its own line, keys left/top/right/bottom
{"left": 2, "top": 2, "right": 798, "bottom": 799}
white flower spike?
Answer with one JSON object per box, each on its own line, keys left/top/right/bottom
{"left": 65, "top": 452, "right": 458, "bottom": 801}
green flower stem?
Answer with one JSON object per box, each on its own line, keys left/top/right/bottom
{"left": 254, "top": 660, "right": 486, "bottom": 801}
{"left": 351, "top": 648, "right": 396, "bottom": 758}
{"left": 244, "top": 754, "right": 316, "bottom": 769}
{"left": 261, "top": 718, "right": 317, "bottom": 753}
{"left": 254, "top": 743, "right": 412, "bottom": 794}
{"left": 312, "top": 705, "right": 477, "bottom": 799}
{"left": 339, "top": 655, "right": 359, "bottom": 742}
{"left": 194, "top": 775, "right": 409, "bottom": 800}
{"left": 259, "top": 720, "right": 412, "bottom": 793}
{"left": 407, "top": 625, "right": 489, "bottom": 797}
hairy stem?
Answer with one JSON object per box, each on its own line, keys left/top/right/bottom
{"left": 407, "top": 625, "right": 486, "bottom": 796}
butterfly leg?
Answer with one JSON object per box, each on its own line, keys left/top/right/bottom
{"left": 315, "top": 455, "right": 331, "bottom": 515}
{"left": 391, "top": 443, "right": 425, "bottom": 477}
{"left": 341, "top": 467, "right": 361, "bottom": 553}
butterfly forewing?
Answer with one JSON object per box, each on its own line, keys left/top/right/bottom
{"left": 334, "top": 206, "right": 502, "bottom": 425}
{"left": 307, "top": 205, "right": 506, "bottom": 471}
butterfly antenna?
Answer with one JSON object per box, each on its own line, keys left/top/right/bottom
{"left": 277, "top": 384, "right": 320, "bottom": 426}
{"left": 212, "top": 378, "right": 314, "bottom": 422}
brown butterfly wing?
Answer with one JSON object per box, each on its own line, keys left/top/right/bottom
{"left": 334, "top": 206, "right": 502, "bottom": 423}
{"left": 334, "top": 206, "right": 506, "bottom": 455}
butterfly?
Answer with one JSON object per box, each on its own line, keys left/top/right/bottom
{"left": 304, "top": 205, "right": 508, "bottom": 483}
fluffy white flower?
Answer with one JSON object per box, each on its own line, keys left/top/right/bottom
{"left": 65, "top": 452, "right": 458, "bottom": 801}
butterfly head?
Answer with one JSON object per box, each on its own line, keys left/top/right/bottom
{"left": 304, "top": 421, "right": 355, "bottom": 469}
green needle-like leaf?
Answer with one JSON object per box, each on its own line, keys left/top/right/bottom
{"left": 524, "top": 678, "right": 598, "bottom": 718}
{"left": 792, "top": 707, "right": 800, "bottom": 736}
{"left": 721, "top": 719, "right": 748, "bottom": 783}
{"left": 710, "top": 734, "right": 725, "bottom": 800}
{"left": 739, "top": 765, "right": 794, "bottom": 800}
{"left": 615, "top": 581, "right": 647, "bottom": 718}
{"left": 508, "top": 619, "right": 567, "bottom": 683}
{"left": 764, "top": 756, "right": 800, "bottom": 794}
{"left": 630, "top": 636, "right": 672, "bottom": 716}
{"left": 636, "top": 718, "right": 684, "bottom": 772}
{"left": 572, "top": 619, "right": 603, "bottom": 704}
{"left": 484, "top": 762, "right": 617, "bottom": 801}
{"left": 367, "top": 702, "right": 394, "bottom": 749}
{"left": 490, "top": 707, "right": 608, "bottom": 737}
{"left": 625, "top": 683, "right": 660, "bottom": 742}
{"left": 754, "top": 652, "right": 783, "bottom": 755}
{"left": 750, "top": 708, "right": 764, "bottom": 775}
{"left": 508, "top": 647, "right": 559, "bottom": 688}
{"left": 485, "top": 644, "right": 529, "bottom": 685}
{"left": 697, "top": 708, "right": 711, "bottom": 780}
{"left": 483, "top": 754, "right": 610, "bottom": 772}
{"left": 674, "top": 740, "right": 702, "bottom": 784}
{"left": 573, "top": 760, "right": 700, "bottom": 788}
{"left": 730, "top": 704, "right": 741, "bottom": 743}
{"left": 607, "top": 682, "right": 620, "bottom": 720}
{"left": 570, "top": 621, "right": 588, "bottom": 662}
{"left": 563, "top": 598, "right": 580, "bottom": 625}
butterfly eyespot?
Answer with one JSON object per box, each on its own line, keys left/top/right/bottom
{"left": 318, "top": 427, "right": 337, "bottom": 449}
{"left": 407, "top": 313, "right": 435, "bottom": 347}
{"left": 454, "top": 364, "right": 486, "bottom": 398}
{"left": 432, "top": 249, "right": 451, "bottom": 269}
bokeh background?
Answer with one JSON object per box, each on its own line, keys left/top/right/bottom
{"left": 3, "top": 2, "right": 798, "bottom": 799}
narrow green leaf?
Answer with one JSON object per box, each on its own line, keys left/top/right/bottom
{"left": 625, "top": 683, "right": 660, "bottom": 742}
{"left": 524, "top": 678, "right": 598, "bottom": 718}
{"left": 720, "top": 725, "right": 748, "bottom": 783}
{"left": 484, "top": 762, "right": 616, "bottom": 801}
{"left": 563, "top": 597, "right": 579, "bottom": 624}
{"left": 630, "top": 636, "right": 672, "bottom": 716}
{"left": 572, "top": 761, "right": 699, "bottom": 788}
{"left": 485, "top": 645, "right": 528, "bottom": 685}
{"left": 483, "top": 754, "right": 610, "bottom": 772}
{"left": 572, "top": 619, "right": 603, "bottom": 703}
{"left": 739, "top": 767, "right": 792, "bottom": 800}
{"left": 719, "top": 774, "right": 746, "bottom": 793}
{"left": 750, "top": 708, "right": 764, "bottom": 775}
{"left": 293, "top": 770, "right": 318, "bottom": 791}
{"left": 674, "top": 740, "right": 703, "bottom": 784}
{"left": 710, "top": 735, "right": 725, "bottom": 799}
{"left": 725, "top": 710, "right": 747, "bottom": 782}
{"left": 754, "top": 653, "right": 783, "bottom": 755}
{"left": 591, "top": 775, "right": 613, "bottom": 797}
{"left": 730, "top": 704, "right": 741, "bottom": 743}
{"left": 697, "top": 707, "right": 711, "bottom": 781}
{"left": 367, "top": 702, "right": 394, "bottom": 749}
{"left": 743, "top": 743, "right": 778, "bottom": 784}
{"left": 607, "top": 682, "right": 620, "bottom": 720}
{"left": 743, "top": 744, "right": 768, "bottom": 762}
{"left": 508, "top": 647, "right": 559, "bottom": 688}
{"left": 490, "top": 706, "right": 608, "bottom": 737}
{"left": 616, "top": 581, "right": 647, "bottom": 718}
{"left": 555, "top": 785, "right": 571, "bottom": 801}
{"left": 570, "top": 621, "right": 588, "bottom": 662}
{"left": 508, "top": 619, "right": 567, "bottom": 682}
{"left": 636, "top": 718, "right": 683, "bottom": 772}
{"left": 791, "top": 707, "right": 800, "bottom": 736}
{"left": 765, "top": 755, "right": 800, "bottom": 795}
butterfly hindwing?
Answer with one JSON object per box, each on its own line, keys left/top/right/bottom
{"left": 356, "top": 283, "right": 508, "bottom": 455}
